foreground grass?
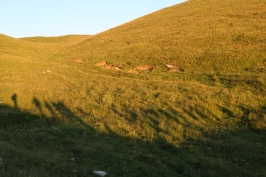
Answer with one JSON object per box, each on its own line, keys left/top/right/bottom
{"left": 0, "top": 101, "right": 265, "bottom": 177}
{"left": 0, "top": 66, "right": 265, "bottom": 176}
{"left": 0, "top": 96, "right": 266, "bottom": 177}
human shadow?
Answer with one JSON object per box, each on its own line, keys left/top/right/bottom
{"left": 0, "top": 94, "right": 44, "bottom": 128}
{"left": 0, "top": 94, "right": 183, "bottom": 176}
{"left": 11, "top": 93, "right": 18, "bottom": 109}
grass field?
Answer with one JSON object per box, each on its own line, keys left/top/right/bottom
{"left": 1, "top": 0, "right": 266, "bottom": 176}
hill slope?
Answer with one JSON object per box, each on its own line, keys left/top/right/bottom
{"left": 20, "top": 35, "right": 90, "bottom": 46}
{"left": 0, "top": 1, "right": 266, "bottom": 176}
{"left": 58, "top": 0, "right": 266, "bottom": 72}
{"left": 0, "top": 34, "right": 40, "bottom": 59}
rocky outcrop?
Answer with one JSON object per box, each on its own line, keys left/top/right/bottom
{"left": 95, "top": 61, "right": 121, "bottom": 70}
{"left": 135, "top": 65, "right": 154, "bottom": 71}
{"left": 166, "top": 64, "right": 178, "bottom": 69}
{"left": 94, "top": 61, "right": 185, "bottom": 74}
{"left": 95, "top": 61, "right": 108, "bottom": 66}
{"left": 166, "top": 64, "right": 184, "bottom": 72}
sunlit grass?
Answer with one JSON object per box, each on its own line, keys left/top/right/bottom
{"left": 54, "top": 0, "right": 266, "bottom": 73}
{"left": 1, "top": 0, "right": 266, "bottom": 176}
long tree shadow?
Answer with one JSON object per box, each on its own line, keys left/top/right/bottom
{"left": 1, "top": 94, "right": 266, "bottom": 176}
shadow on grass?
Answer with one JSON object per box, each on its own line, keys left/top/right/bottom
{"left": 0, "top": 94, "right": 45, "bottom": 128}
{"left": 0, "top": 94, "right": 266, "bottom": 177}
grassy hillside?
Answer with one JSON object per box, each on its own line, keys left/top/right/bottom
{"left": 57, "top": 0, "right": 266, "bottom": 73}
{"left": 0, "top": 34, "right": 90, "bottom": 61}
{"left": 21, "top": 35, "right": 90, "bottom": 47}
{"left": 0, "top": 34, "right": 41, "bottom": 59}
{"left": 0, "top": 0, "right": 266, "bottom": 176}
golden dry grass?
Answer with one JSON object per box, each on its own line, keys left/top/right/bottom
{"left": 0, "top": 0, "right": 266, "bottom": 176}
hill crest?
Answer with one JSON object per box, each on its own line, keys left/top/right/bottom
{"left": 56, "top": 0, "right": 266, "bottom": 73}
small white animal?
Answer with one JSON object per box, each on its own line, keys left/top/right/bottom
{"left": 93, "top": 170, "right": 107, "bottom": 176}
